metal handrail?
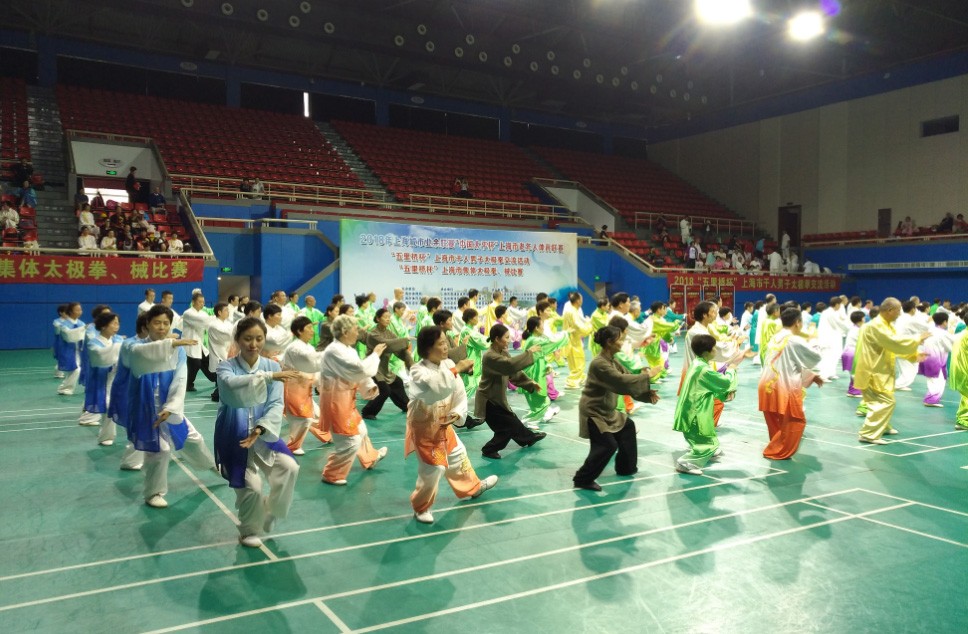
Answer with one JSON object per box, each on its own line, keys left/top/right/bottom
{"left": 66, "top": 129, "right": 153, "bottom": 144}
{"left": 532, "top": 177, "right": 621, "bottom": 219}
{"left": 804, "top": 232, "right": 968, "bottom": 247}
{"left": 177, "top": 190, "right": 216, "bottom": 259}
{"left": 172, "top": 175, "right": 391, "bottom": 203}
{"left": 195, "top": 217, "right": 319, "bottom": 230}
{"left": 407, "top": 193, "right": 562, "bottom": 220}
{"left": 632, "top": 212, "right": 756, "bottom": 238}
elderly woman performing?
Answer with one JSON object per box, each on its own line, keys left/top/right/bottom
{"left": 318, "top": 314, "right": 389, "bottom": 485}
{"left": 407, "top": 326, "right": 498, "bottom": 524}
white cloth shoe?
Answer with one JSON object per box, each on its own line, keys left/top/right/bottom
{"left": 374, "top": 446, "right": 388, "bottom": 464}
{"left": 414, "top": 511, "right": 434, "bottom": 524}
{"left": 239, "top": 535, "right": 263, "bottom": 548}
{"left": 99, "top": 439, "right": 114, "bottom": 446}
{"left": 323, "top": 478, "right": 348, "bottom": 486}
{"left": 292, "top": 447, "right": 305, "bottom": 456}
{"left": 145, "top": 494, "right": 168, "bottom": 508}
{"left": 472, "top": 475, "right": 499, "bottom": 498}
{"left": 542, "top": 406, "right": 561, "bottom": 422}
{"left": 858, "top": 437, "right": 889, "bottom": 445}
{"left": 675, "top": 461, "right": 703, "bottom": 475}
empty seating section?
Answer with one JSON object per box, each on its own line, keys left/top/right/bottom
{"left": 56, "top": 86, "right": 362, "bottom": 193}
{"left": 534, "top": 146, "right": 746, "bottom": 229}
{"left": 332, "top": 121, "right": 555, "bottom": 204}
{"left": 0, "top": 77, "right": 31, "bottom": 182}
{"left": 803, "top": 231, "right": 877, "bottom": 244}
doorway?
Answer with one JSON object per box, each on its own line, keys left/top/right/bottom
{"left": 777, "top": 205, "right": 802, "bottom": 251}
{"left": 877, "top": 208, "right": 892, "bottom": 238}
{"left": 218, "top": 275, "right": 251, "bottom": 302}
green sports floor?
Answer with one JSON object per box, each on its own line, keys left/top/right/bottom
{"left": 1, "top": 345, "right": 965, "bottom": 633}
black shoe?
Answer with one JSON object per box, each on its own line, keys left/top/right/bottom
{"left": 524, "top": 432, "right": 547, "bottom": 447}
{"left": 361, "top": 414, "right": 377, "bottom": 420}
{"left": 210, "top": 391, "right": 219, "bottom": 402}
{"left": 574, "top": 481, "right": 602, "bottom": 492}
{"left": 482, "top": 451, "right": 502, "bottom": 459}
{"left": 465, "top": 416, "right": 485, "bottom": 429}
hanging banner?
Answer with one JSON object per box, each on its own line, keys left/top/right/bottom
{"left": 718, "top": 285, "right": 735, "bottom": 311}
{"left": 0, "top": 254, "right": 204, "bottom": 285}
{"left": 684, "top": 285, "right": 703, "bottom": 322}
{"left": 666, "top": 272, "right": 840, "bottom": 292}
{"left": 340, "top": 219, "right": 577, "bottom": 306}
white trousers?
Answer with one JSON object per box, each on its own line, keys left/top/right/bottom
{"left": 142, "top": 419, "right": 215, "bottom": 500}
{"left": 819, "top": 344, "right": 843, "bottom": 379}
{"left": 285, "top": 413, "right": 313, "bottom": 446}
{"left": 895, "top": 358, "right": 918, "bottom": 389}
{"left": 120, "top": 442, "right": 145, "bottom": 469}
{"left": 235, "top": 448, "right": 299, "bottom": 537}
{"left": 329, "top": 421, "right": 369, "bottom": 471}
{"left": 58, "top": 369, "right": 80, "bottom": 394}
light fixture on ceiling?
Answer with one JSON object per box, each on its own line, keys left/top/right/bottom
{"left": 546, "top": 51, "right": 555, "bottom": 61}
{"left": 465, "top": 34, "right": 475, "bottom": 45}
{"left": 300, "top": 1, "right": 311, "bottom": 14}
{"left": 630, "top": 81, "right": 639, "bottom": 91}
{"left": 582, "top": 58, "right": 591, "bottom": 68}
{"left": 289, "top": 15, "right": 300, "bottom": 27}
{"left": 256, "top": 8, "right": 268, "bottom": 22}
{"left": 551, "top": 65, "right": 559, "bottom": 75}
{"left": 221, "top": 2, "right": 233, "bottom": 16}
{"left": 788, "top": 11, "right": 824, "bottom": 41}
{"left": 573, "top": 69, "right": 581, "bottom": 79}
{"left": 695, "top": 0, "right": 751, "bottom": 25}
{"left": 180, "top": 61, "right": 198, "bottom": 71}
{"left": 323, "top": 22, "right": 335, "bottom": 34}
{"left": 620, "top": 66, "right": 628, "bottom": 76}
{"left": 656, "top": 73, "right": 663, "bottom": 83}
{"left": 425, "top": 41, "right": 435, "bottom": 52}
{"left": 595, "top": 74, "right": 604, "bottom": 84}
{"left": 511, "top": 43, "right": 521, "bottom": 54}
{"left": 611, "top": 77, "right": 620, "bottom": 87}
{"left": 454, "top": 47, "right": 464, "bottom": 58}
{"left": 530, "top": 61, "right": 539, "bottom": 72}
{"left": 503, "top": 56, "right": 513, "bottom": 67}
{"left": 670, "top": 89, "right": 677, "bottom": 98}
{"left": 416, "top": 24, "right": 427, "bottom": 35}
{"left": 684, "top": 93, "right": 691, "bottom": 101}
{"left": 478, "top": 51, "right": 488, "bottom": 62}
{"left": 394, "top": 35, "right": 405, "bottom": 46}
{"left": 701, "top": 95, "right": 708, "bottom": 104}
{"left": 650, "top": 85, "right": 657, "bottom": 94}
{"left": 180, "top": 0, "right": 194, "bottom": 7}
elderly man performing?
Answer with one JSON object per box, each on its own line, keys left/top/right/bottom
{"left": 853, "top": 298, "right": 930, "bottom": 444}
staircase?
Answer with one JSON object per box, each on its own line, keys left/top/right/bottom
{"left": 25, "top": 86, "right": 75, "bottom": 248}
{"left": 522, "top": 147, "right": 567, "bottom": 181}
{"left": 314, "top": 121, "right": 391, "bottom": 201}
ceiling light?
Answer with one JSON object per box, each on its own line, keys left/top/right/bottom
{"left": 289, "top": 15, "right": 300, "bottom": 27}
{"left": 695, "top": 0, "right": 751, "bottom": 26}
{"left": 256, "top": 8, "right": 268, "bottom": 21}
{"left": 620, "top": 66, "right": 628, "bottom": 76}
{"left": 546, "top": 51, "right": 555, "bottom": 61}
{"left": 454, "top": 47, "right": 464, "bottom": 58}
{"left": 611, "top": 77, "right": 620, "bottom": 87}
{"left": 551, "top": 65, "right": 559, "bottom": 75}
{"left": 478, "top": 51, "right": 488, "bottom": 62}
{"left": 596, "top": 74, "right": 604, "bottom": 84}
{"left": 221, "top": 2, "right": 233, "bottom": 16}
{"left": 180, "top": 0, "right": 194, "bottom": 7}
{"left": 300, "top": 1, "right": 311, "bottom": 14}
{"left": 511, "top": 44, "right": 521, "bottom": 54}
{"left": 394, "top": 35, "right": 405, "bottom": 46}
{"left": 630, "top": 81, "right": 638, "bottom": 91}
{"left": 573, "top": 69, "right": 581, "bottom": 79}
{"left": 323, "top": 22, "right": 335, "bottom": 34}
{"left": 530, "top": 61, "right": 539, "bottom": 72}
{"left": 425, "top": 41, "right": 435, "bottom": 52}
{"left": 788, "top": 11, "right": 824, "bottom": 41}
{"left": 670, "top": 89, "right": 677, "bottom": 98}
{"left": 417, "top": 24, "right": 427, "bottom": 35}
{"left": 582, "top": 58, "right": 592, "bottom": 68}
{"left": 503, "top": 56, "right": 513, "bottom": 67}
{"left": 465, "top": 34, "right": 475, "bottom": 45}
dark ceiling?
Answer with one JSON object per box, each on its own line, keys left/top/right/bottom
{"left": 7, "top": 0, "right": 968, "bottom": 128}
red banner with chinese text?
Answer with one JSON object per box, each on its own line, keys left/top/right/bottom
{"left": 666, "top": 272, "right": 840, "bottom": 293}
{"left": 0, "top": 254, "right": 204, "bottom": 285}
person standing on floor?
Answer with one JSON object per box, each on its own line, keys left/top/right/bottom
{"left": 206, "top": 302, "right": 236, "bottom": 402}
{"left": 517, "top": 315, "right": 569, "bottom": 428}
{"left": 407, "top": 326, "right": 498, "bottom": 524}
{"left": 894, "top": 299, "right": 929, "bottom": 391}
{"left": 673, "top": 334, "right": 740, "bottom": 475}
{"left": 78, "top": 311, "right": 124, "bottom": 446}
{"left": 853, "top": 298, "right": 930, "bottom": 444}
{"left": 921, "top": 312, "right": 955, "bottom": 408}
{"left": 281, "top": 316, "right": 328, "bottom": 455}
{"left": 109, "top": 312, "right": 149, "bottom": 471}
{"left": 573, "top": 326, "right": 658, "bottom": 491}
{"left": 475, "top": 323, "right": 547, "bottom": 459}
{"left": 181, "top": 292, "right": 217, "bottom": 393}
{"left": 138, "top": 289, "right": 156, "bottom": 315}
{"left": 457, "top": 308, "right": 490, "bottom": 401}
{"left": 55, "top": 302, "right": 86, "bottom": 395}
{"left": 318, "top": 315, "right": 389, "bottom": 485}
{"left": 563, "top": 292, "right": 594, "bottom": 389}
{"left": 843, "top": 310, "right": 866, "bottom": 398}
{"left": 126, "top": 305, "right": 216, "bottom": 509}
{"left": 214, "top": 317, "right": 301, "bottom": 548}
{"left": 757, "top": 308, "right": 824, "bottom": 460}
{"left": 949, "top": 329, "right": 968, "bottom": 430}
{"left": 360, "top": 308, "right": 413, "bottom": 420}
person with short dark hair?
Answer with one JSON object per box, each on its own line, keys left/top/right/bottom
{"left": 78, "top": 311, "right": 124, "bottom": 446}
{"left": 573, "top": 326, "right": 658, "bottom": 491}
{"left": 673, "top": 333, "right": 743, "bottom": 475}
{"left": 281, "top": 315, "right": 330, "bottom": 455}
{"left": 54, "top": 302, "right": 85, "bottom": 394}
{"left": 407, "top": 326, "right": 498, "bottom": 524}
{"left": 475, "top": 324, "right": 547, "bottom": 459}
{"left": 214, "top": 316, "right": 302, "bottom": 547}
{"left": 125, "top": 166, "right": 139, "bottom": 202}
{"left": 360, "top": 308, "right": 413, "bottom": 420}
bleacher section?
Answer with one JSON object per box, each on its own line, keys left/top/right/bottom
{"left": 0, "top": 77, "right": 31, "bottom": 182}
{"left": 56, "top": 86, "right": 361, "bottom": 193}
{"left": 331, "top": 121, "right": 555, "bottom": 204}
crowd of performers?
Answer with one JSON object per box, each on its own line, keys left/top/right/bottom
{"left": 50, "top": 287, "right": 968, "bottom": 547}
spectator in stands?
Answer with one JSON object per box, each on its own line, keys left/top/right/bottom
{"left": 18, "top": 180, "right": 37, "bottom": 209}
{"left": 703, "top": 219, "right": 714, "bottom": 241}
{"left": 78, "top": 227, "right": 97, "bottom": 252}
{"left": 78, "top": 204, "right": 98, "bottom": 237}
{"left": 767, "top": 249, "right": 784, "bottom": 275}
{"left": 730, "top": 249, "right": 746, "bottom": 273}
{"left": 125, "top": 166, "right": 139, "bottom": 202}
{"left": 168, "top": 233, "right": 184, "bottom": 254}
{"left": 956, "top": 214, "right": 968, "bottom": 232}
{"left": 148, "top": 187, "right": 166, "bottom": 211}
{"left": 0, "top": 201, "right": 19, "bottom": 231}
{"left": 91, "top": 190, "right": 105, "bottom": 209}
{"left": 754, "top": 236, "right": 765, "bottom": 258}
{"left": 900, "top": 216, "right": 914, "bottom": 236}
{"left": 936, "top": 212, "right": 955, "bottom": 233}
{"left": 596, "top": 225, "right": 609, "bottom": 240}
{"left": 686, "top": 237, "right": 700, "bottom": 270}
{"left": 788, "top": 251, "right": 800, "bottom": 274}
{"left": 100, "top": 229, "right": 118, "bottom": 253}
{"left": 118, "top": 230, "right": 133, "bottom": 252}
{"left": 802, "top": 257, "right": 821, "bottom": 275}
{"left": 679, "top": 216, "right": 692, "bottom": 245}
{"left": 781, "top": 230, "right": 791, "bottom": 259}
{"left": 712, "top": 253, "right": 727, "bottom": 271}
{"left": 239, "top": 178, "right": 253, "bottom": 198}
{"left": 658, "top": 227, "right": 671, "bottom": 243}
{"left": 11, "top": 157, "right": 32, "bottom": 187}
{"left": 655, "top": 215, "right": 668, "bottom": 233}
{"left": 250, "top": 177, "right": 266, "bottom": 199}
{"left": 74, "top": 182, "right": 89, "bottom": 210}
{"left": 727, "top": 235, "right": 738, "bottom": 252}
{"left": 458, "top": 177, "right": 472, "bottom": 199}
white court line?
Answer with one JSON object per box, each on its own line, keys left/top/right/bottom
{"left": 862, "top": 442, "right": 968, "bottom": 458}
{"left": 0, "top": 470, "right": 785, "bottom": 613}
{"left": 856, "top": 489, "right": 968, "bottom": 518}
{"left": 801, "top": 500, "right": 967, "bottom": 548}
{"left": 169, "top": 457, "right": 278, "bottom": 562}
{"left": 0, "top": 425, "right": 77, "bottom": 434}
{"left": 148, "top": 489, "right": 864, "bottom": 634}
{"left": 314, "top": 600, "right": 353, "bottom": 634}
{"left": 0, "top": 471, "right": 681, "bottom": 583}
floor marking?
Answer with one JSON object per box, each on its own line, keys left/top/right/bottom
{"left": 863, "top": 442, "right": 968, "bottom": 457}
{"left": 170, "top": 457, "right": 278, "bottom": 562}
{"left": 143, "top": 489, "right": 862, "bottom": 634}
{"left": 314, "top": 600, "right": 353, "bottom": 634}
{"left": 0, "top": 471, "right": 785, "bottom": 613}
{"left": 802, "top": 500, "right": 967, "bottom": 548}
{"left": 856, "top": 489, "right": 968, "bottom": 518}
{"left": 0, "top": 425, "right": 77, "bottom": 434}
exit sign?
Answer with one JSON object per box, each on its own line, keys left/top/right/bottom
{"left": 220, "top": 266, "right": 233, "bottom": 273}
{"left": 105, "top": 170, "right": 117, "bottom": 175}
